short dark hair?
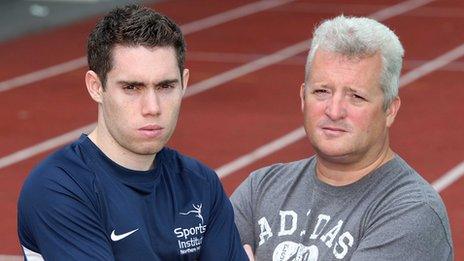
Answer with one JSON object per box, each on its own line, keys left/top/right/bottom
{"left": 87, "top": 4, "right": 186, "bottom": 87}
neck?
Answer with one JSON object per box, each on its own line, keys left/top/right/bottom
{"left": 316, "top": 146, "right": 395, "bottom": 186}
{"left": 88, "top": 128, "right": 156, "bottom": 171}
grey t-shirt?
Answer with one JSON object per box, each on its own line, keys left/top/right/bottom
{"left": 231, "top": 155, "right": 453, "bottom": 260}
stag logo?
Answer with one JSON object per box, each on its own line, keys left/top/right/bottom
{"left": 180, "top": 204, "right": 204, "bottom": 224}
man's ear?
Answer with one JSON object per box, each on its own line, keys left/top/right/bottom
{"left": 300, "top": 83, "right": 306, "bottom": 112}
{"left": 181, "top": 68, "right": 189, "bottom": 95}
{"left": 386, "top": 96, "right": 401, "bottom": 127}
{"left": 85, "top": 70, "right": 104, "bottom": 103}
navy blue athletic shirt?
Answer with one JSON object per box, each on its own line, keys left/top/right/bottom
{"left": 18, "top": 134, "right": 247, "bottom": 260}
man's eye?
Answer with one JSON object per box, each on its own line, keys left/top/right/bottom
{"left": 352, "top": 94, "right": 366, "bottom": 101}
{"left": 157, "top": 83, "right": 175, "bottom": 90}
{"left": 313, "top": 89, "right": 329, "bottom": 95}
{"left": 124, "top": 84, "right": 136, "bottom": 90}
{"left": 162, "top": 84, "right": 174, "bottom": 89}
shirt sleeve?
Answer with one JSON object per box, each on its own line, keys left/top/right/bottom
{"left": 198, "top": 169, "right": 248, "bottom": 261}
{"left": 351, "top": 203, "right": 453, "bottom": 261}
{"left": 18, "top": 167, "right": 115, "bottom": 261}
{"left": 230, "top": 174, "right": 256, "bottom": 250}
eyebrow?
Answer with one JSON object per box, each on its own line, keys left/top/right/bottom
{"left": 346, "top": 87, "right": 365, "bottom": 94}
{"left": 155, "top": 79, "right": 179, "bottom": 87}
{"left": 116, "top": 79, "right": 180, "bottom": 88}
{"left": 117, "top": 80, "right": 145, "bottom": 87}
{"left": 307, "top": 82, "right": 328, "bottom": 88}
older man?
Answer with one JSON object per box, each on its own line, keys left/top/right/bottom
{"left": 231, "top": 15, "right": 453, "bottom": 260}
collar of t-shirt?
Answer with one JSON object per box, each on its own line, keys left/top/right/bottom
{"left": 80, "top": 134, "right": 163, "bottom": 193}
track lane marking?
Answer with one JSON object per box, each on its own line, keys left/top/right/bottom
{"left": 185, "top": 41, "right": 308, "bottom": 97}
{"left": 0, "top": 0, "right": 296, "bottom": 93}
{"left": 188, "top": 51, "right": 464, "bottom": 72}
{"left": 179, "top": 0, "right": 296, "bottom": 35}
{"left": 368, "top": 0, "right": 435, "bottom": 20}
{"left": 400, "top": 43, "right": 464, "bottom": 86}
{"left": 0, "top": 57, "right": 87, "bottom": 93}
{"left": 0, "top": 124, "right": 96, "bottom": 169}
{"left": 433, "top": 161, "right": 464, "bottom": 192}
{"left": 216, "top": 127, "right": 306, "bottom": 177}
{"left": 0, "top": 255, "right": 22, "bottom": 261}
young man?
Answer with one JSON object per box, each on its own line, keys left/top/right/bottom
{"left": 231, "top": 15, "right": 453, "bottom": 260}
{"left": 18, "top": 5, "right": 247, "bottom": 260}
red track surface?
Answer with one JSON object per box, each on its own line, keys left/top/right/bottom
{"left": 0, "top": 0, "right": 462, "bottom": 258}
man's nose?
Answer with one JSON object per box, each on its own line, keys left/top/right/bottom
{"left": 141, "top": 90, "right": 161, "bottom": 116}
{"left": 324, "top": 95, "right": 347, "bottom": 120}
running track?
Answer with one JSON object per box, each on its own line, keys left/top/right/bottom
{"left": 0, "top": 0, "right": 462, "bottom": 259}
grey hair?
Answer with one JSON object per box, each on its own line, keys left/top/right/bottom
{"left": 305, "top": 15, "right": 404, "bottom": 110}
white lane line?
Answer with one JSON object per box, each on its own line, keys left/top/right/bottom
{"left": 433, "top": 161, "right": 464, "bottom": 192}
{"left": 0, "top": 57, "right": 87, "bottom": 92}
{"left": 0, "top": 0, "right": 438, "bottom": 171}
{"left": 0, "top": 124, "right": 96, "bottom": 169}
{"left": 181, "top": 0, "right": 295, "bottom": 35}
{"left": 0, "top": 0, "right": 295, "bottom": 93}
{"left": 188, "top": 51, "right": 464, "bottom": 72}
{"left": 216, "top": 127, "right": 306, "bottom": 177}
{"left": 0, "top": 255, "right": 22, "bottom": 261}
{"left": 215, "top": 41, "right": 464, "bottom": 178}
{"left": 185, "top": 41, "right": 308, "bottom": 97}
{"left": 400, "top": 42, "right": 464, "bottom": 86}
{"left": 280, "top": 3, "right": 463, "bottom": 19}
{"left": 369, "top": 0, "right": 435, "bottom": 20}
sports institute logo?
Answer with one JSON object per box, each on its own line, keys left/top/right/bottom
{"left": 174, "top": 203, "right": 206, "bottom": 255}
{"left": 180, "top": 204, "right": 204, "bottom": 224}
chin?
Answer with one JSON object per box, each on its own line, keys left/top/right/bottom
{"left": 133, "top": 147, "right": 161, "bottom": 156}
{"left": 143, "top": 142, "right": 165, "bottom": 153}
{"left": 126, "top": 141, "right": 164, "bottom": 156}
{"left": 314, "top": 146, "right": 353, "bottom": 161}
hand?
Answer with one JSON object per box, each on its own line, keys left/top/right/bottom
{"left": 243, "top": 244, "right": 255, "bottom": 261}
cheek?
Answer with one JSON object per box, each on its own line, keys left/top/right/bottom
{"left": 164, "top": 98, "right": 183, "bottom": 121}
{"left": 350, "top": 112, "right": 368, "bottom": 129}
{"left": 350, "top": 109, "right": 386, "bottom": 134}
{"left": 103, "top": 96, "right": 134, "bottom": 126}
{"left": 303, "top": 102, "right": 324, "bottom": 122}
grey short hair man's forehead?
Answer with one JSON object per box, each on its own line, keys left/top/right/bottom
{"left": 305, "top": 15, "right": 404, "bottom": 110}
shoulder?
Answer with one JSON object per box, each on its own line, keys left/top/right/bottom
{"left": 20, "top": 138, "right": 97, "bottom": 208}
{"left": 247, "top": 157, "right": 315, "bottom": 190}
{"left": 366, "top": 155, "right": 453, "bottom": 247}
{"left": 231, "top": 157, "right": 314, "bottom": 204}
{"left": 18, "top": 139, "right": 101, "bottom": 246}
{"left": 376, "top": 156, "right": 447, "bottom": 214}
{"left": 354, "top": 200, "right": 453, "bottom": 260}
{"left": 29, "top": 138, "right": 95, "bottom": 181}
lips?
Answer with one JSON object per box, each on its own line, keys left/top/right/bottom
{"left": 138, "top": 125, "right": 164, "bottom": 138}
{"left": 320, "top": 125, "right": 348, "bottom": 138}
{"left": 322, "top": 126, "right": 347, "bottom": 132}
